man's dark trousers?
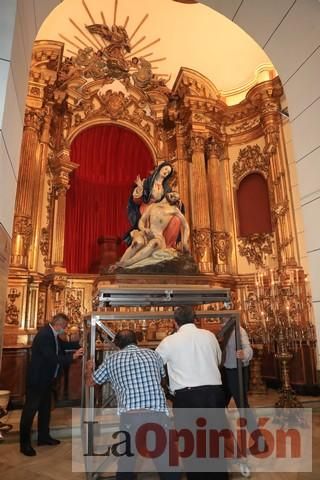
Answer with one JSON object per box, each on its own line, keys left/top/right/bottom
{"left": 173, "top": 385, "right": 229, "bottom": 480}
{"left": 20, "top": 384, "right": 53, "bottom": 446}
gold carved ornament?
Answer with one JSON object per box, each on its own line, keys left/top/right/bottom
{"left": 233, "top": 144, "right": 270, "bottom": 187}
{"left": 65, "top": 288, "right": 83, "bottom": 326}
{"left": 37, "top": 292, "right": 46, "bottom": 325}
{"left": 56, "top": 14, "right": 170, "bottom": 97}
{"left": 192, "top": 228, "right": 212, "bottom": 260}
{"left": 5, "top": 289, "right": 21, "bottom": 326}
{"left": 212, "top": 232, "right": 230, "bottom": 262}
{"left": 13, "top": 216, "right": 33, "bottom": 255}
{"left": 24, "top": 108, "right": 45, "bottom": 132}
{"left": 238, "top": 233, "right": 273, "bottom": 268}
{"left": 205, "top": 137, "right": 224, "bottom": 159}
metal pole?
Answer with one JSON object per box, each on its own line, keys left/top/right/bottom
{"left": 83, "top": 314, "right": 97, "bottom": 479}
{"left": 234, "top": 312, "right": 246, "bottom": 458}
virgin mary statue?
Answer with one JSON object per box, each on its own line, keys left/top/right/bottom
{"left": 124, "top": 161, "right": 182, "bottom": 247}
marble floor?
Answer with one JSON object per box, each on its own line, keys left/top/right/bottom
{"left": 0, "top": 390, "right": 319, "bottom": 479}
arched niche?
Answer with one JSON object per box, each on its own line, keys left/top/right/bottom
{"left": 64, "top": 124, "right": 154, "bottom": 273}
{"left": 236, "top": 172, "right": 272, "bottom": 237}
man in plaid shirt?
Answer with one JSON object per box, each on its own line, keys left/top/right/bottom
{"left": 87, "top": 329, "right": 180, "bottom": 480}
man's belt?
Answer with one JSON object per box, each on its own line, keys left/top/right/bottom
{"left": 174, "top": 384, "right": 218, "bottom": 394}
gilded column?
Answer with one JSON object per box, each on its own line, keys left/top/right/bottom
{"left": 50, "top": 149, "right": 78, "bottom": 271}
{"left": 175, "top": 122, "right": 191, "bottom": 226}
{"left": 30, "top": 96, "right": 55, "bottom": 272}
{"left": 260, "top": 99, "right": 296, "bottom": 266}
{"left": 221, "top": 149, "right": 237, "bottom": 274}
{"left": 189, "top": 133, "right": 213, "bottom": 272}
{"left": 11, "top": 108, "right": 43, "bottom": 269}
{"left": 206, "top": 137, "right": 230, "bottom": 274}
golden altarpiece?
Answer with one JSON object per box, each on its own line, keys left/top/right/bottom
{"left": 1, "top": 21, "right": 317, "bottom": 403}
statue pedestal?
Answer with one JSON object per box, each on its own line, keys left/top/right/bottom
{"left": 92, "top": 274, "right": 236, "bottom": 345}
{"left": 94, "top": 272, "right": 235, "bottom": 293}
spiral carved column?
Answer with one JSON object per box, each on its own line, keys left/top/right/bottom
{"left": 189, "top": 133, "right": 213, "bottom": 273}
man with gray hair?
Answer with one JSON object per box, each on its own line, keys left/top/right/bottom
{"left": 19, "top": 313, "right": 83, "bottom": 456}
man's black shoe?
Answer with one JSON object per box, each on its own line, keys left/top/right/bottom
{"left": 38, "top": 437, "right": 61, "bottom": 446}
{"left": 20, "top": 445, "right": 36, "bottom": 456}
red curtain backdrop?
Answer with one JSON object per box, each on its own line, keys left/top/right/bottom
{"left": 237, "top": 173, "right": 272, "bottom": 236}
{"left": 64, "top": 125, "right": 154, "bottom": 273}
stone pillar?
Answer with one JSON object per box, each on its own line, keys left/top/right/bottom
{"left": 206, "top": 137, "right": 230, "bottom": 274}
{"left": 11, "top": 109, "right": 43, "bottom": 269}
{"left": 189, "top": 133, "right": 213, "bottom": 273}
{"left": 175, "top": 122, "right": 191, "bottom": 227}
{"left": 50, "top": 149, "right": 78, "bottom": 272}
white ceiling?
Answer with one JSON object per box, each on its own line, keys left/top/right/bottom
{"left": 36, "top": 0, "right": 273, "bottom": 95}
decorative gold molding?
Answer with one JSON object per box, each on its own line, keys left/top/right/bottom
{"left": 65, "top": 288, "right": 83, "bottom": 326}
{"left": 190, "top": 133, "right": 206, "bottom": 154}
{"left": 233, "top": 144, "right": 270, "bottom": 187}
{"left": 50, "top": 149, "right": 78, "bottom": 196}
{"left": 11, "top": 216, "right": 33, "bottom": 268}
{"left": 192, "top": 228, "right": 212, "bottom": 260}
{"left": 212, "top": 231, "right": 230, "bottom": 263}
{"left": 238, "top": 233, "right": 273, "bottom": 268}
{"left": 24, "top": 108, "right": 44, "bottom": 132}
{"left": 205, "top": 136, "right": 224, "bottom": 160}
{"left": 5, "top": 288, "right": 21, "bottom": 326}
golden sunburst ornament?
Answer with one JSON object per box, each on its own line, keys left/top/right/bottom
{"left": 58, "top": 0, "right": 170, "bottom": 91}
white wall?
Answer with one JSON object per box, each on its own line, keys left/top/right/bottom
{"left": 0, "top": 0, "right": 61, "bottom": 236}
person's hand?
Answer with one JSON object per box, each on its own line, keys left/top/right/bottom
{"left": 236, "top": 349, "right": 246, "bottom": 360}
{"left": 86, "top": 359, "right": 95, "bottom": 371}
{"left": 73, "top": 347, "right": 84, "bottom": 360}
{"left": 135, "top": 175, "right": 144, "bottom": 189}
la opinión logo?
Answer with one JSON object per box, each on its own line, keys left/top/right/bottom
{"left": 83, "top": 415, "right": 302, "bottom": 466}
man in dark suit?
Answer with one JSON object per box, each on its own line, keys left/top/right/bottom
{"left": 19, "top": 313, "right": 83, "bottom": 456}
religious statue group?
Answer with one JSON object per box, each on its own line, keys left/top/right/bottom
{"left": 111, "top": 162, "right": 191, "bottom": 272}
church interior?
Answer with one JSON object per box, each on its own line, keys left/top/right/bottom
{"left": 1, "top": 0, "right": 320, "bottom": 478}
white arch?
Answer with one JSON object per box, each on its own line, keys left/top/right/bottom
{"left": 1, "top": 0, "right": 320, "bottom": 360}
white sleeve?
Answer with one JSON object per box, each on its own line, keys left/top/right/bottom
{"left": 156, "top": 338, "right": 170, "bottom": 365}
{"left": 211, "top": 333, "right": 222, "bottom": 365}
{"left": 240, "top": 327, "right": 253, "bottom": 362}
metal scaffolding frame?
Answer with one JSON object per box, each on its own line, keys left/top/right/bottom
{"left": 80, "top": 287, "right": 245, "bottom": 479}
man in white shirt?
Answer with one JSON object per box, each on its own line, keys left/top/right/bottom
{"left": 156, "top": 306, "right": 229, "bottom": 480}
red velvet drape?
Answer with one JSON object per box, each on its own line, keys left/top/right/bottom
{"left": 64, "top": 125, "right": 154, "bottom": 273}
{"left": 237, "top": 173, "right": 272, "bottom": 236}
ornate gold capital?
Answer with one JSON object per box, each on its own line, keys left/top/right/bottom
{"left": 238, "top": 233, "right": 273, "bottom": 268}
{"left": 50, "top": 149, "right": 78, "bottom": 195}
{"left": 205, "top": 137, "right": 224, "bottom": 160}
{"left": 24, "top": 108, "right": 44, "bottom": 132}
{"left": 190, "top": 133, "right": 206, "bottom": 154}
{"left": 192, "top": 228, "right": 212, "bottom": 260}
